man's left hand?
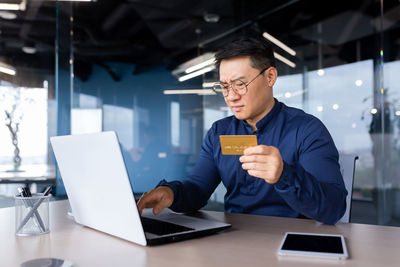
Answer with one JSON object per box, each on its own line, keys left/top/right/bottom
{"left": 240, "top": 145, "right": 284, "bottom": 184}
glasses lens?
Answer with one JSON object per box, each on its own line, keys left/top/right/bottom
{"left": 232, "top": 80, "right": 247, "bottom": 95}
{"left": 213, "top": 83, "right": 229, "bottom": 96}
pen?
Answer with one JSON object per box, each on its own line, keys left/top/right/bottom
{"left": 21, "top": 187, "right": 40, "bottom": 218}
{"left": 24, "top": 187, "right": 32, "bottom": 197}
{"left": 42, "top": 186, "right": 52, "bottom": 196}
{"left": 16, "top": 186, "right": 52, "bottom": 234}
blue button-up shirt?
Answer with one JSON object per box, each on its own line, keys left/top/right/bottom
{"left": 158, "top": 99, "right": 347, "bottom": 225}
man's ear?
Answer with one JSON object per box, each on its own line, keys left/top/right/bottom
{"left": 266, "top": 67, "right": 277, "bottom": 87}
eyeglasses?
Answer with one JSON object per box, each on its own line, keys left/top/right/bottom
{"left": 213, "top": 67, "right": 269, "bottom": 97}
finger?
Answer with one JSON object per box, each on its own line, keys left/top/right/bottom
{"left": 240, "top": 154, "right": 269, "bottom": 163}
{"left": 241, "top": 162, "right": 269, "bottom": 171}
{"left": 243, "top": 145, "right": 272, "bottom": 155}
{"left": 137, "top": 194, "right": 146, "bottom": 215}
{"left": 153, "top": 202, "right": 167, "bottom": 215}
{"left": 138, "top": 199, "right": 159, "bottom": 215}
{"left": 137, "top": 197, "right": 147, "bottom": 216}
{"left": 137, "top": 191, "right": 159, "bottom": 215}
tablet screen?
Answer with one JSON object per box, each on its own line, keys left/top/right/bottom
{"left": 281, "top": 233, "right": 343, "bottom": 253}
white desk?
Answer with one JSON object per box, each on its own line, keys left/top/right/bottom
{"left": 1, "top": 200, "right": 400, "bottom": 266}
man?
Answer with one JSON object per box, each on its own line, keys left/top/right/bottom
{"left": 137, "top": 37, "right": 347, "bottom": 225}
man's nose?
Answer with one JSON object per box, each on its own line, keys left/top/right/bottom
{"left": 226, "top": 87, "right": 240, "bottom": 100}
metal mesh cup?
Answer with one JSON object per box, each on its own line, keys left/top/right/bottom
{"left": 15, "top": 193, "right": 50, "bottom": 236}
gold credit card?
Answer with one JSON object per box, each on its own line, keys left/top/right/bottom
{"left": 219, "top": 135, "right": 258, "bottom": 155}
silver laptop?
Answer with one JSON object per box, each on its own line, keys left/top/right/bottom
{"left": 50, "top": 131, "right": 231, "bottom": 246}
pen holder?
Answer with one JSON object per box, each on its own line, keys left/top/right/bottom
{"left": 15, "top": 193, "right": 51, "bottom": 236}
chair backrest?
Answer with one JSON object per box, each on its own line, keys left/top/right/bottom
{"left": 338, "top": 154, "right": 358, "bottom": 223}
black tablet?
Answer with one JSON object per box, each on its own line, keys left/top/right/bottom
{"left": 277, "top": 232, "right": 348, "bottom": 259}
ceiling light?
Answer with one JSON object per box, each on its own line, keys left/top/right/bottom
{"left": 291, "top": 89, "right": 306, "bottom": 97}
{"left": 355, "top": 80, "right": 363, "bottom": 86}
{"left": 263, "top": 32, "right": 296, "bottom": 56}
{"left": 0, "top": 62, "right": 16, "bottom": 75}
{"left": 284, "top": 92, "right": 292, "bottom": 98}
{"left": 0, "top": 0, "right": 25, "bottom": 11}
{"left": 332, "top": 104, "right": 339, "bottom": 110}
{"left": 185, "top": 58, "right": 215, "bottom": 73}
{"left": 202, "top": 82, "right": 216, "bottom": 88}
{"left": 317, "top": 69, "right": 325, "bottom": 76}
{"left": 163, "top": 89, "right": 216, "bottom": 95}
{"left": 0, "top": 10, "right": 16, "bottom": 19}
{"left": 0, "top": 3, "right": 19, "bottom": 10}
{"left": 204, "top": 13, "right": 220, "bottom": 23}
{"left": 178, "top": 65, "right": 215, "bottom": 82}
{"left": 371, "top": 108, "right": 378, "bottom": 114}
{"left": 172, "top": 52, "right": 215, "bottom": 78}
{"left": 395, "top": 111, "right": 400, "bottom": 116}
{"left": 22, "top": 42, "right": 36, "bottom": 54}
{"left": 317, "top": 106, "right": 323, "bottom": 112}
{"left": 274, "top": 52, "right": 296, "bottom": 68}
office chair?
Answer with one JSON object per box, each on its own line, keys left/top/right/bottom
{"left": 338, "top": 154, "right": 359, "bottom": 223}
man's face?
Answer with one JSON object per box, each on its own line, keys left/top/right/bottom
{"left": 219, "top": 56, "right": 275, "bottom": 124}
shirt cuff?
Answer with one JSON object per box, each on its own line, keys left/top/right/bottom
{"left": 274, "top": 162, "right": 295, "bottom": 190}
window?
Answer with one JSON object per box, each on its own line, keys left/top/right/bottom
{"left": 0, "top": 84, "right": 48, "bottom": 165}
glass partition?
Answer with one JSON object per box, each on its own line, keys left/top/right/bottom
{"left": 0, "top": 0, "right": 56, "bottom": 198}
{"left": 203, "top": 1, "right": 400, "bottom": 226}
{"left": 61, "top": 0, "right": 399, "bottom": 226}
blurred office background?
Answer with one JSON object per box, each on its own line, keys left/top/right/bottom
{"left": 0, "top": 0, "right": 399, "bottom": 226}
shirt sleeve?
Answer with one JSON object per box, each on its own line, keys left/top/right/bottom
{"left": 156, "top": 125, "right": 221, "bottom": 213}
{"left": 274, "top": 118, "right": 347, "bottom": 225}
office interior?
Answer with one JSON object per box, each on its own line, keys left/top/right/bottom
{"left": 0, "top": 0, "right": 399, "bottom": 227}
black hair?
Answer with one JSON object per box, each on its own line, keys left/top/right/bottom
{"left": 214, "top": 37, "right": 276, "bottom": 71}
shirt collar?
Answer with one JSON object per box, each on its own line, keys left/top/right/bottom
{"left": 241, "top": 98, "right": 281, "bottom": 132}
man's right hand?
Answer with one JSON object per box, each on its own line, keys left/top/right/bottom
{"left": 137, "top": 186, "right": 174, "bottom": 216}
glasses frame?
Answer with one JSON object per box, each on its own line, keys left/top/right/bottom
{"left": 213, "top": 67, "right": 270, "bottom": 97}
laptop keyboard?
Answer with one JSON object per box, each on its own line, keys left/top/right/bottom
{"left": 141, "top": 217, "right": 194, "bottom": 236}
